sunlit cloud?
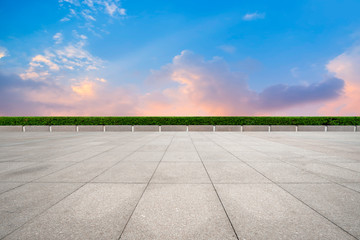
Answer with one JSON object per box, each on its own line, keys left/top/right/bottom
{"left": 0, "top": 47, "right": 8, "bottom": 59}
{"left": 319, "top": 45, "right": 360, "bottom": 115}
{"left": 242, "top": 12, "right": 265, "bottom": 21}
{"left": 0, "top": 50, "right": 349, "bottom": 116}
{"left": 20, "top": 39, "right": 103, "bottom": 82}
{"left": 141, "top": 51, "right": 344, "bottom": 116}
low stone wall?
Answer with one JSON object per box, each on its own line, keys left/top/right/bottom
{"left": 24, "top": 126, "right": 50, "bottom": 132}
{"left": 297, "top": 126, "right": 326, "bottom": 132}
{"left": 243, "top": 125, "right": 270, "bottom": 132}
{"left": 51, "top": 125, "right": 77, "bottom": 132}
{"left": 0, "top": 125, "right": 359, "bottom": 132}
{"left": 161, "top": 125, "right": 187, "bottom": 131}
{"left": 134, "top": 125, "right": 159, "bottom": 132}
{"left": 270, "top": 125, "right": 297, "bottom": 132}
{"left": 104, "top": 125, "right": 132, "bottom": 132}
{"left": 327, "top": 126, "right": 356, "bottom": 132}
{"left": 215, "top": 125, "right": 242, "bottom": 132}
{"left": 188, "top": 125, "right": 213, "bottom": 132}
{"left": 78, "top": 125, "right": 104, "bottom": 132}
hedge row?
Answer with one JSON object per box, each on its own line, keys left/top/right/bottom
{"left": 0, "top": 117, "right": 359, "bottom": 126}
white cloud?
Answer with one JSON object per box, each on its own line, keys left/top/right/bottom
{"left": 218, "top": 45, "right": 236, "bottom": 54}
{"left": 59, "top": 0, "right": 80, "bottom": 5}
{"left": 290, "top": 67, "right": 299, "bottom": 78}
{"left": 242, "top": 12, "right": 265, "bottom": 21}
{"left": 60, "top": 17, "right": 70, "bottom": 22}
{"left": 59, "top": 0, "right": 126, "bottom": 22}
{"left": 119, "top": 8, "right": 126, "bottom": 15}
{"left": 0, "top": 47, "right": 8, "bottom": 59}
{"left": 104, "top": 1, "right": 117, "bottom": 16}
{"left": 21, "top": 40, "right": 103, "bottom": 82}
{"left": 32, "top": 54, "right": 60, "bottom": 70}
{"left": 53, "top": 32, "right": 63, "bottom": 44}
{"left": 81, "top": 9, "right": 96, "bottom": 21}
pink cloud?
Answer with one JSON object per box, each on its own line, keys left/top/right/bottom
{"left": 318, "top": 45, "right": 360, "bottom": 115}
{"left": 0, "top": 50, "right": 352, "bottom": 116}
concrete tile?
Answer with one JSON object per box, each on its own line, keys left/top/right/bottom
{"left": 198, "top": 151, "right": 239, "bottom": 161}
{"left": 341, "top": 183, "right": 360, "bottom": 193}
{"left": 309, "top": 156, "right": 359, "bottom": 163}
{"left": 93, "top": 162, "right": 158, "bottom": 183}
{"left": 122, "top": 152, "right": 164, "bottom": 161}
{"left": 0, "top": 162, "right": 36, "bottom": 174}
{"left": 138, "top": 144, "right": 168, "bottom": 152}
{"left": 216, "top": 184, "right": 355, "bottom": 240}
{"left": 36, "top": 161, "right": 115, "bottom": 183}
{"left": 162, "top": 151, "right": 200, "bottom": 161}
{"left": 151, "top": 162, "right": 210, "bottom": 183}
{"left": 83, "top": 150, "right": 132, "bottom": 162}
{"left": 0, "top": 183, "right": 23, "bottom": 194}
{"left": 193, "top": 143, "right": 224, "bottom": 152}
{"left": 5, "top": 183, "right": 146, "bottom": 240}
{"left": 49, "top": 148, "right": 111, "bottom": 162}
{"left": 281, "top": 183, "right": 360, "bottom": 239}
{"left": 291, "top": 162, "right": 360, "bottom": 183}
{"left": 120, "top": 184, "right": 237, "bottom": 240}
{"left": 0, "top": 183, "right": 81, "bottom": 239}
{"left": 232, "top": 151, "right": 280, "bottom": 162}
{"left": 167, "top": 143, "right": 197, "bottom": 152}
{"left": 204, "top": 162, "right": 270, "bottom": 183}
{"left": 331, "top": 162, "right": 360, "bottom": 173}
{"left": 0, "top": 162, "right": 74, "bottom": 182}
{"left": 249, "top": 162, "right": 329, "bottom": 183}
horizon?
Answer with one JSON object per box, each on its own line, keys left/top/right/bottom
{"left": 1, "top": 0, "right": 360, "bottom": 116}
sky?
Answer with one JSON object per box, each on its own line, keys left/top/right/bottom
{"left": 0, "top": 0, "right": 360, "bottom": 116}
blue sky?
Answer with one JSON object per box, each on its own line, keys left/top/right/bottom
{"left": 1, "top": 0, "right": 360, "bottom": 116}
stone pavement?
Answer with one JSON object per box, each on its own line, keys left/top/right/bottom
{"left": 0, "top": 132, "right": 359, "bottom": 240}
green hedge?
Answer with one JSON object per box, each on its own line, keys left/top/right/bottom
{"left": 0, "top": 117, "right": 359, "bottom": 125}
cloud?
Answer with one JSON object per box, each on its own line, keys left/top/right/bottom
{"left": 1, "top": 50, "right": 348, "bottom": 116}
{"left": 0, "top": 47, "right": 8, "bottom": 59}
{"left": 242, "top": 12, "right": 265, "bottom": 21}
{"left": 59, "top": 0, "right": 126, "bottom": 23}
{"left": 0, "top": 72, "right": 49, "bottom": 115}
{"left": 53, "top": 33, "right": 63, "bottom": 44}
{"left": 319, "top": 45, "right": 360, "bottom": 115}
{"left": 0, "top": 71, "right": 137, "bottom": 116}
{"left": 257, "top": 77, "right": 344, "bottom": 109}
{"left": 290, "top": 67, "right": 299, "bottom": 78}
{"left": 141, "top": 51, "right": 343, "bottom": 115}
{"left": 104, "top": 1, "right": 126, "bottom": 16}
{"left": 20, "top": 39, "right": 103, "bottom": 82}
{"left": 218, "top": 45, "right": 236, "bottom": 54}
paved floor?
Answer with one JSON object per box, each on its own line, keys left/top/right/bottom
{"left": 0, "top": 132, "right": 359, "bottom": 240}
